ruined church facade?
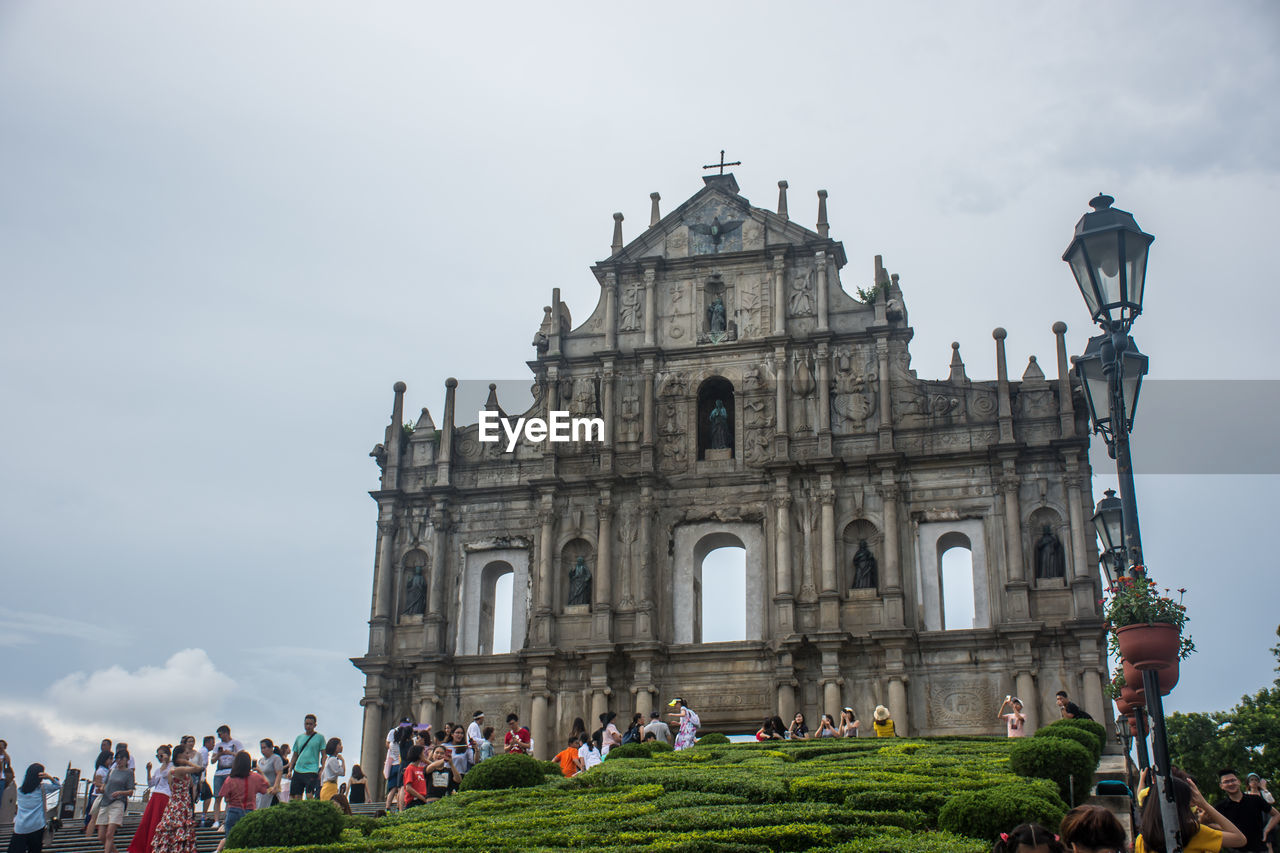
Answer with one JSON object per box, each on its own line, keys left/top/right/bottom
{"left": 352, "top": 174, "right": 1108, "bottom": 779}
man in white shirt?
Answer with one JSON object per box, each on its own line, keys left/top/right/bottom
{"left": 642, "top": 712, "right": 672, "bottom": 746}
{"left": 194, "top": 736, "right": 213, "bottom": 827}
{"left": 210, "top": 725, "right": 244, "bottom": 829}
{"left": 466, "top": 712, "right": 485, "bottom": 755}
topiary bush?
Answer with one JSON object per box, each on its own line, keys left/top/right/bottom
{"left": 1048, "top": 718, "right": 1107, "bottom": 754}
{"left": 1034, "top": 722, "right": 1102, "bottom": 762}
{"left": 936, "top": 783, "right": 1067, "bottom": 842}
{"left": 698, "top": 732, "right": 731, "bottom": 745}
{"left": 457, "top": 753, "right": 547, "bottom": 791}
{"left": 605, "top": 742, "right": 653, "bottom": 760}
{"left": 225, "top": 799, "right": 345, "bottom": 849}
{"left": 646, "top": 740, "right": 673, "bottom": 754}
{"left": 1009, "top": 736, "right": 1095, "bottom": 805}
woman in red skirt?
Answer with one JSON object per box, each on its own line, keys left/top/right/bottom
{"left": 127, "top": 745, "right": 171, "bottom": 853}
{"left": 152, "top": 742, "right": 203, "bottom": 853}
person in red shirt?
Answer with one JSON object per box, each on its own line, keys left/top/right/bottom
{"left": 554, "top": 737, "right": 583, "bottom": 777}
{"left": 400, "top": 746, "right": 428, "bottom": 810}
{"left": 503, "top": 714, "right": 531, "bottom": 754}
{"left": 213, "top": 752, "right": 268, "bottom": 853}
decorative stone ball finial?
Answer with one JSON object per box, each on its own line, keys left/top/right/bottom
{"left": 992, "top": 327, "right": 1008, "bottom": 341}
{"left": 393, "top": 381, "right": 407, "bottom": 393}
{"left": 445, "top": 377, "right": 458, "bottom": 389}
{"left": 1052, "top": 321, "right": 1068, "bottom": 335}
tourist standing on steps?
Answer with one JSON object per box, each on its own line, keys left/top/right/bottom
{"left": 872, "top": 705, "right": 896, "bottom": 737}
{"left": 503, "top": 714, "right": 531, "bottom": 755}
{"left": 384, "top": 717, "right": 410, "bottom": 810}
{"left": 96, "top": 748, "right": 135, "bottom": 853}
{"left": 839, "top": 708, "right": 860, "bottom": 738}
{"left": 288, "top": 714, "right": 325, "bottom": 800}
{"left": 400, "top": 746, "right": 428, "bottom": 809}
{"left": 422, "top": 746, "right": 460, "bottom": 801}
{"left": 194, "top": 736, "right": 213, "bottom": 826}
{"left": 83, "top": 750, "right": 111, "bottom": 834}
{"left": 127, "top": 744, "right": 172, "bottom": 853}
{"left": 668, "top": 698, "right": 699, "bottom": 750}
{"left": 998, "top": 696, "right": 1027, "bottom": 737}
{"left": 209, "top": 725, "right": 243, "bottom": 830}
{"left": 466, "top": 712, "right": 486, "bottom": 757}
{"left": 255, "top": 740, "right": 282, "bottom": 809}
{"left": 347, "top": 765, "right": 366, "bottom": 804}
{"left": 1058, "top": 804, "right": 1127, "bottom": 853}
{"left": 7, "top": 764, "right": 59, "bottom": 853}
{"left": 213, "top": 752, "right": 268, "bottom": 853}
{"left": 318, "top": 738, "right": 345, "bottom": 801}
{"left": 0, "top": 740, "right": 13, "bottom": 807}
{"left": 153, "top": 742, "right": 203, "bottom": 853}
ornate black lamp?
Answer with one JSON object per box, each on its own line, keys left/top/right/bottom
{"left": 1092, "top": 489, "right": 1125, "bottom": 587}
{"left": 1063, "top": 194, "right": 1154, "bottom": 332}
{"left": 1075, "top": 333, "right": 1148, "bottom": 449}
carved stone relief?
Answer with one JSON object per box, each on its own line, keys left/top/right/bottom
{"left": 927, "top": 676, "right": 996, "bottom": 727}
{"left": 831, "top": 346, "right": 877, "bottom": 434}
{"left": 619, "top": 282, "right": 643, "bottom": 332}
{"left": 742, "top": 397, "right": 775, "bottom": 466}
{"left": 788, "top": 269, "right": 814, "bottom": 317}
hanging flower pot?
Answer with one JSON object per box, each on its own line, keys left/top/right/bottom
{"left": 1128, "top": 716, "right": 1140, "bottom": 737}
{"left": 1114, "top": 697, "right": 1134, "bottom": 717}
{"left": 1123, "top": 658, "right": 1179, "bottom": 696}
{"left": 1120, "top": 682, "right": 1145, "bottom": 708}
{"left": 1116, "top": 622, "right": 1181, "bottom": 671}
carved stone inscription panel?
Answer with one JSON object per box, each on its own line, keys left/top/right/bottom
{"left": 927, "top": 675, "right": 996, "bottom": 728}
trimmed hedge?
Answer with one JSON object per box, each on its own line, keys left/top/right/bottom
{"left": 937, "top": 782, "right": 1068, "bottom": 842}
{"left": 225, "top": 799, "right": 346, "bottom": 849}
{"left": 456, "top": 753, "right": 547, "bottom": 791}
{"left": 1048, "top": 718, "right": 1107, "bottom": 753}
{"left": 1009, "top": 736, "right": 1095, "bottom": 805}
{"left": 607, "top": 740, "right": 674, "bottom": 760}
{"left": 1034, "top": 722, "right": 1102, "bottom": 762}
{"left": 697, "top": 732, "right": 731, "bottom": 745}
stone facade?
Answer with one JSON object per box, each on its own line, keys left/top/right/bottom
{"left": 352, "top": 174, "right": 1108, "bottom": 785}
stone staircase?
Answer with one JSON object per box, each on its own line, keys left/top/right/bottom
{"left": 1087, "top": 754, "right": 1138, "bottom": 845}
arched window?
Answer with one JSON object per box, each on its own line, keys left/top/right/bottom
{"left": 938, "top": 533, "right": 976, "bottom": 630}
{"left": 478, "top": 560, "right": 514, "bottom": 655}
{"left": 696, "top": 376, "right": 735, "bottom": 459}
{"left": 698, "top": 545, "right": 746, "bottom": 642}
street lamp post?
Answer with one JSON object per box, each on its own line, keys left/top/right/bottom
{"left": 1065, "top": 195, "right": 1181, "bottom": 852}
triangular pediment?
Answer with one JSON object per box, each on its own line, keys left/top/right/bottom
{"left": 598, "top": 175, "right": 844, "bottom": 270}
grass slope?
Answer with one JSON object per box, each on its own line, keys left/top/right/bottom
{"left": 244, "top": 738, "right": 1055, "bottom": 853}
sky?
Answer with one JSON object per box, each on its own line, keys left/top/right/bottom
{"left": 2, "top": 1, "right": 1278, "bottom": 777}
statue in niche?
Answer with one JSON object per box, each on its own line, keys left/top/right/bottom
{"left": 402, "top": 564, "right": 426, "bottom": 615}
{"left": 709, "top": 399, "right": 730, "bottom": 449}
{"left": 1034, "top": 525, "right": 1066, "bottom": 579}
{"left": 852, "top": 540, "right": 878, "bottom": 589}
{"left": 707, "top": 296, "right": 726, "bottom": 333}
{"left": 789, "top": 271, "right": 814, "bottom": 316}
{"left": 619, "top": 284, "right": 642, "bottom": 331}
{"left": 568, "top": 556, "right": 592, "bottom": 606}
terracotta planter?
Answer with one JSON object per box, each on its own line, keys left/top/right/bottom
{"left": 1124, "top": 658, "right": 1179, "bottom": 697}
{"left": 1128, "top": 716, "right": 1140, "bottom": 736}
{"left": 1120, "top": 683, "right": 1145, "bottom": 708}
{"left": 1116, "top": 622, "right": 1181, "bottom": 671}
{"left": 1114, "top": 697, "right": 1134, "bottom": 717}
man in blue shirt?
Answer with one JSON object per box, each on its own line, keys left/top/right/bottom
{"left": 287, "top": 714, "right": 325, "bottom": 800}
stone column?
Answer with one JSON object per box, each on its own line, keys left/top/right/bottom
{"left": 820, "top": 492, "right": 837, "bottom": 593}
{"left": 359, "top": 690, "right": 385, "bottom": 799}
{"left": 643, "top": 266, "right": 657, "bottom": 347}
{"left": 604, "top": 272, "right": 617, "bottom": 351}
{"left": 823, "top": 680, "right": 841, "bottom": 718}
{"left": 1015, "top": 671, "right": 1039, "bottom": 732}
{"left": 816, "top": 343, "right": 831, "bottom": 450}
{"left": 876, "top": 339, "right": 893, "bottom": 451}
{"left": 774, "top": 345, "right": 789, "bottom": 457}
{"left": 642, "top": 360, "right": 656, "bottom": 446}
{"left": 1001, "top": 463, "right": 1026, "bottom": 583}
{"left": 427, "top": 503, "right": 449, "bottom": 650}
{"left": 372, "top": 515, "right": 397, "bottom": 623}
{"left": 634, "top": 689, "right": 653, "bottom": 721}
{"left": 1081, "top": 668, "right": 1105, "bottom": 726}
{"left": 636, "top": 489, "right": 655, "bottom": 639}
{"left": 815, "top": 250, "right": 829, "bottom": 331}
{"left": 534, "top": 497, "right": 555, "bottom": 646}
{"left": 772, "top": 251, "right": 787, "bottom": 335}
{"left": 595, "top": 496, "right": 613, "bottom": 640}
{"left": 531, "top": 692, "right": 550, "bottom": 760}
{"left": 879, "top": 481, "right": 901, "bottom": 592}
{"left": 1053, "top": 321, "right": 1075, "bottom": 437}
{"left": 590, "top": 691, "right": 609, "bottom": 728}
{"left": 601, "top": 365, "right": 615, "bottom": 448}
{"left": 437, "top": 377, "right": 456, "bottom": 485}
{"left": 888, "top": 677, "right": 908, "bottom": 736}
{"left": 1064, "top": 462, "right": 1089, "bottom": 581}
{"left": 775, "top": 492, "right": 793, "bottom": 597}
{"left": 994, "top": 328, "right": 1015, "bottom": 444}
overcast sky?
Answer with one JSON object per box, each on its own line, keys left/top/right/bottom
{"left": 2, "top": 1, "right": 1277, "bottom": 776}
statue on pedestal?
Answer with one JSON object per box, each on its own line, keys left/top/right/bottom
{"left": 708, "top": 296, "right": 726, "bottom": 334}
{"left": 1034, "top": 525, "right": 1066, "bottom": 579}
{"left": 709, "top": 399, "right": 730, "bottom": 449}
{"left": 568, "top": 556, "right": 592, "bottom": 606}
{"left": 852, "top": 539, "right": 878, "bottom": 589}
{"left": 402, "top": 565, "right": 426, "bottom": 615}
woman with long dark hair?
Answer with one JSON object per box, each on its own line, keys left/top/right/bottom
{"left": 213, "top": 751, "right": 268, "bottom": 853}
{"left": 7, "top": 764, "right": 59, "bottom": 853}
{"left": 1059, "top": 804, "right": 1127, "bottom": 853}
{"left": 839, "top": 707, "right": 860, "bottom": 738}
{"left": 347, "top": 765, "right": 366, "bottom": 804}
{"left": 126, "top": 745, "right": 171, "bottom": 853}
{"left": 152, "top": 742, "right": 204, "bottom": 853}
{"left": 1135, "top": 775, "right": 1244, "bottom": 852}
{"left": 95, "top": 748, "right": 134, "bottom": 853}
{"left": 599, "top": 712, "right": 621, "bottom": 757}
{"left": 667, "top": 698, "right": 700, "bottom": 751}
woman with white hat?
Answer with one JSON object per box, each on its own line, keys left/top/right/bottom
{"left": 872, "top": 705, "right": 896, "bottom": 737}
{"left": 667, "top": 698, "right": 700, "bottom": 751}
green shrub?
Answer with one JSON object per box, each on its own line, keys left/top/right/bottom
{"left": 343, "top": 815, "right": 377, "bottom": 837}
{"left": 831, "top": 826, "right": 989, "bottom": 853}
{"left": 937, "top": 783, "right": 1067, "bottom": 842}
{"left": 456, "top": 753, "right": 547, "bottom": 791}
{"left": 1048, "top": 718, "right": 1107, "bottom": 754}
{"left": 697, "top": 732, "right": 731, "bottom": 745}
{"left": 225, "top": 799, "right": 346, "bottom": 849}
{"left": 1034, "top": 723, "right": 1102, "bottom": 762}
{"left": 647, "top": 740, "right": 673, "bottom": 754}
{"left": 607, "top": 742, "right": 655, "bottom": 760}
{"left": 841, "top": 788, "right": 948, "bottom": 820}
{"left": 1009, "top": 736, "right": 1095, "bottom": 805}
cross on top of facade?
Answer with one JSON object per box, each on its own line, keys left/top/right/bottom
{"left": 702, "top": 149, "right": 741, "bottom": 176}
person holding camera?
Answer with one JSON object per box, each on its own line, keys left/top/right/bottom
{"left": 997, "top": 695, "right": 1028, "bottom": 737}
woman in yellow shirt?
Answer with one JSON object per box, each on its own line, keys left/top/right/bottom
{"left": 872, "top": 705, "right": 896, "bottom": 737}
{"left": 1135, "top": 775, "right": 1245, "bottom": 852}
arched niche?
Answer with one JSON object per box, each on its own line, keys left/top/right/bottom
{"left": 459, "top": 548, "right": 529, "bottom": 655}
{"left": 1028, "top": 507, "right": 1068, "bottom": 584}
{"left": 673, "top": 523, "right": 765, "bottom": 643}
{"left": 560, "top": 537, "right": 594, "bottom": 610}
{"left": 841, "top": 519, "right": 880, "bottom": 592}
{"left": 915, "top": 519, "right": 991, "bottom": 631}
{"left": 398, "top": 548, "right": 429, "bottom": 621}
{"left": 696, "top": 376, "right": 735, "bottom": 460}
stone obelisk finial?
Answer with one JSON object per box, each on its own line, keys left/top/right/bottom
{"left": 777, "top": 180, "right": 789, "bottom": 220}
{"left": 816, "top": 190, "right": 829, "bottom": 238}
{"left": 649, "top": 193, "right": 661, "bottom": 227}
{"left": 611, "top": 212, "right": 624, "bottom": 255}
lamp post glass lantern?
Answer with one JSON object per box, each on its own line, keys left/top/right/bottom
{"left": 1063, "top": 194, "right": 1154, "bottom": 331}
{"left": 1076, "top": 333, "right": 1148, "bottom": 444}
{"left": 1092, "top": 489, "right": 1125, "bottom": 584}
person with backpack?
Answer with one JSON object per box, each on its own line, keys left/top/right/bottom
{"left": 667, "top": 698, "right": 699, "bottom": 750}
{"left": 620, "top": 713, "right": 643, "bottom": 746}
